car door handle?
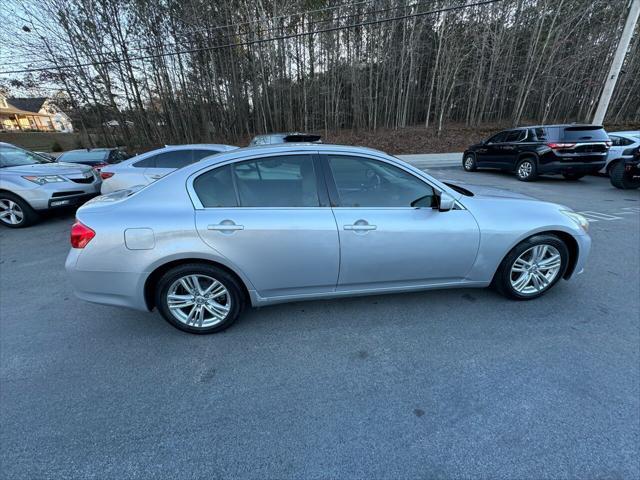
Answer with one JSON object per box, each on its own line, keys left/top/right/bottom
{"left": 208, "top": 223, "right": 244, "bottom": 231}
{"left": 344, "top": 223, "right": 376, "bottom": 231}
{"left": 150, "top": 174, "right": 164, "bottom": 179}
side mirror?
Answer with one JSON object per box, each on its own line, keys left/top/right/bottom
{"left": 438, "top": 192, "right": 455, "bottom": 212}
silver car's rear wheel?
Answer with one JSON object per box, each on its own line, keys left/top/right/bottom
{"left": 509, "top": 245, "right": 562, "bottom": 295}
{"left": 167, "top": 274, "right": 231, "bottom": 328}
{"left": 0, "top": 199, "right": 24, "bottom": 225}
{"left": 155, "top": 263, "right": 244, "bottom": 334}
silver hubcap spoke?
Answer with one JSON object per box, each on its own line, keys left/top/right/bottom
{"left": 465, "top": 158, "right": 473, "bottom": 169}
{"left": 509, "top": 244, "right": 562, "bottom": 295}
{"left": 0, "top": 199, "right": 24, "bottom": 225}
{"left": 167, "top": 274, "right": 231, "bottom": 328}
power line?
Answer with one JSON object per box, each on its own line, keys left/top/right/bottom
{"left": 0, "top": 0, "right": 502, "bottom": 76}
{"left": 0, "top": 0, "right": 381, "bottom": 65}
{"left": 0, "top": 0, "right": 439, "bottom": 68}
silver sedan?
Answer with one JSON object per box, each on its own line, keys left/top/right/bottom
{"left": 66, "top": 144, "right": 591, "bottom": 334}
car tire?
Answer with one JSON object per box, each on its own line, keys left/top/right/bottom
{"left": 515, "top": 158, "right": 538, "bottom": 181}
{"left": 155, "top": 263, "right": 245, "bottom": 334}
{"left": 462, "top": 154, "right": 477, "bottom": 172}
{"left": 493, "top": 234, "right": 569, "bottom": 300}
{"left": 610, "top": 161, "right": 639, "bottom": 190}
{"left": 0, "top": 192, "right": 39, "bottom": 228}
{"left": 562, "top": 173, "right": 585, "bottom": 181}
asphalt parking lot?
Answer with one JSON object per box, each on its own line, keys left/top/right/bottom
{"left": 1, "top": 168, "right": 638, "bottom": 479}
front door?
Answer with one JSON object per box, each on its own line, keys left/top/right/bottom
{"left": 324, "top": 154, "right": 480, "bottom": 291}
{"left": 478, "top": 131, "right": 508, "bottom": 166}
{"left": 193, "top": 154, "right": 340, "bottom": 298}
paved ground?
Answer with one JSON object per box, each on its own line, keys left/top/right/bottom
{"left": 397, "top": 152, "right": 462, "bottom": 169}
{"left": 1, "top": 168, "right": 638, "bottom": 479}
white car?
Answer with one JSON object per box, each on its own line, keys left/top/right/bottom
{"left": 100, "top": 144, "right": 237, "bottom": 194}
{"left": 601, "top": 131, "right": 639, "bottom": 174}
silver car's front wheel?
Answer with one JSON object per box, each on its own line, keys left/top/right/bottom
{"left": 509, "top": 245, "right": 562, "bottom": 295}
{"left": 0, "top": 199, "right": 24, "bottom": 225}
{"left": 0, "top": 194, "right": 37, "bottom": 228}
{"left": 156, "top": 264, "right": 244, "bottom": 334}
{"left": 167, "top": 274, "right": 231, "bottom": 328}
{"left": 494, "top": 234, "right": 568, "bottom": 300}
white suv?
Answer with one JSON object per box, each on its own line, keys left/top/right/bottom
{"left": 100, "top": 144, "right": 237, "bottom": 194}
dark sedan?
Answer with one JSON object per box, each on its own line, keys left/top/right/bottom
{"left": 57, "top": 148, "right": 129, "bottom": 170}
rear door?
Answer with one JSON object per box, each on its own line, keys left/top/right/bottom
{"left": 496, "top": 129, "right": 525, "bottom": 168}
{"left": 323, "top": 154, "right": 480, "bottom": 290}
{"left": 193, "top": 153, "right": 340, "bottom": 298}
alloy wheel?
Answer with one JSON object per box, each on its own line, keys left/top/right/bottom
{"left": 0, "top": 199, "right": 24, "bottom": 225}
{"left": 166, "top": 274, "right": 231, "bottom": 328}
{"left": 509, "top": 244, "right": 562, "bottom": 295}
{"left": 518, "top": 161, "right": 533, "bottom": 179}
{"left": 464, "top": 157, "right": 474, "bottom": 170}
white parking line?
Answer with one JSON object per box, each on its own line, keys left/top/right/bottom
{"left": 577, "top": 207, "right": 639, "bottom": 222}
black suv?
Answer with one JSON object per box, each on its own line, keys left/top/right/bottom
{"left": 463, "top": 125, "right": 611, "bottom": 181}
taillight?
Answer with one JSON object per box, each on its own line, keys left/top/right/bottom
{"left": 547, "top": 142, "right": 576, "bottom": 149}
{"left": 100, "top": 171, "right": 115, "bottom": 180}
{"left": 70, "top": 221, "right": 95, "bottom": 248}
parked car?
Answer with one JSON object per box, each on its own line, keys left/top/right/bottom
{"left": 249, "top": 132, "right": 322, "bottom": 146}
{"left": 34, "top": 151, "right": 57, "bottom": 162}
{"left": 0, "top": 142, "right": 101, "bottom": 228}
{"left": 99, "top": 144, "right": 237, "bottom": 194}
{"left": 610, "top": 146, "right": 640, "bottom": 190}
{"left": 462, "top": 124, "right": 611, "bottom": 181}
{"left": 66, "top": 143, "right": 591, "bottom": 334}
{"left": 601, "top": 130, "right": 640, "bottom": 174}
{"left": 57, "top": 148, "right": 129, "bottom": 170}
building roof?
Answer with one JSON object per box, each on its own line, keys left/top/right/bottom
{"left": 7, "top": 97, "right": 48, "bottom": 113}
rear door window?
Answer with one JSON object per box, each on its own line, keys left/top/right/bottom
{"left": 193, "top": 165, "right": 237, "bottom": 207}
{"left": 232, "top": 155, "right": 319, "bottom": 207}
{"left": 561, "top": 126, "right": 609, "bottom": 142}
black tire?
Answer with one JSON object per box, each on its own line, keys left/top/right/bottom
{"left": 493, "top": 234, "right": 569, "bottom": 300}
{"left": 562, "top": 173, "right": 585, "bottom": 181}
{"left": 610, "top": 161, "right": 639, "bottom": 190}
{"left": 515, "top": 157, "right": 538, "bottom": 182}
{"left": 0, "top": 192, "right": 39, "bottom": 228}
{"left": 462, "top": 154, "right": 477, "bottom": 172}
{"left": 155, "top": 263, "right": 245, "bottom": 334}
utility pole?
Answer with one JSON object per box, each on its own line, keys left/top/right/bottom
{"left": 592, "top": 0, "right": 640, "bottom": 125}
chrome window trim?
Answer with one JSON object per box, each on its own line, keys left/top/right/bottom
{"left": 186, "top": 149, "right": 460, "bottom": 211}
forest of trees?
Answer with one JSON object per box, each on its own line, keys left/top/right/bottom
{"left": 1, "top": 0, "right": 639, "bottom": 148}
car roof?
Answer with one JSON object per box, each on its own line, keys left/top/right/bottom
{"left": 183, "top": 143, "right": 385, "bottom": 167}
{"left": 62, "top": 148, "right": 115, "bottom": 153}
{"left": 160, "top": 144, "right": 238, "bottom": 151}
{"left": 515, "top": 124, "right": 604, "bottom": 130}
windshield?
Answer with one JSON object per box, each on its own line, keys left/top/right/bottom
{"left": 0, "top": 145, "right": 50, "bottom": 168}
{"left": 58, "top": 150, "right": 109, "bottom": 162}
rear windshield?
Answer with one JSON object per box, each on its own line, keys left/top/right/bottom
{"left": 58, "top": 150, "right": 109, "bottom": 162}
{"left": 560, "top": 126, "right": 609, "bottom": 142}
